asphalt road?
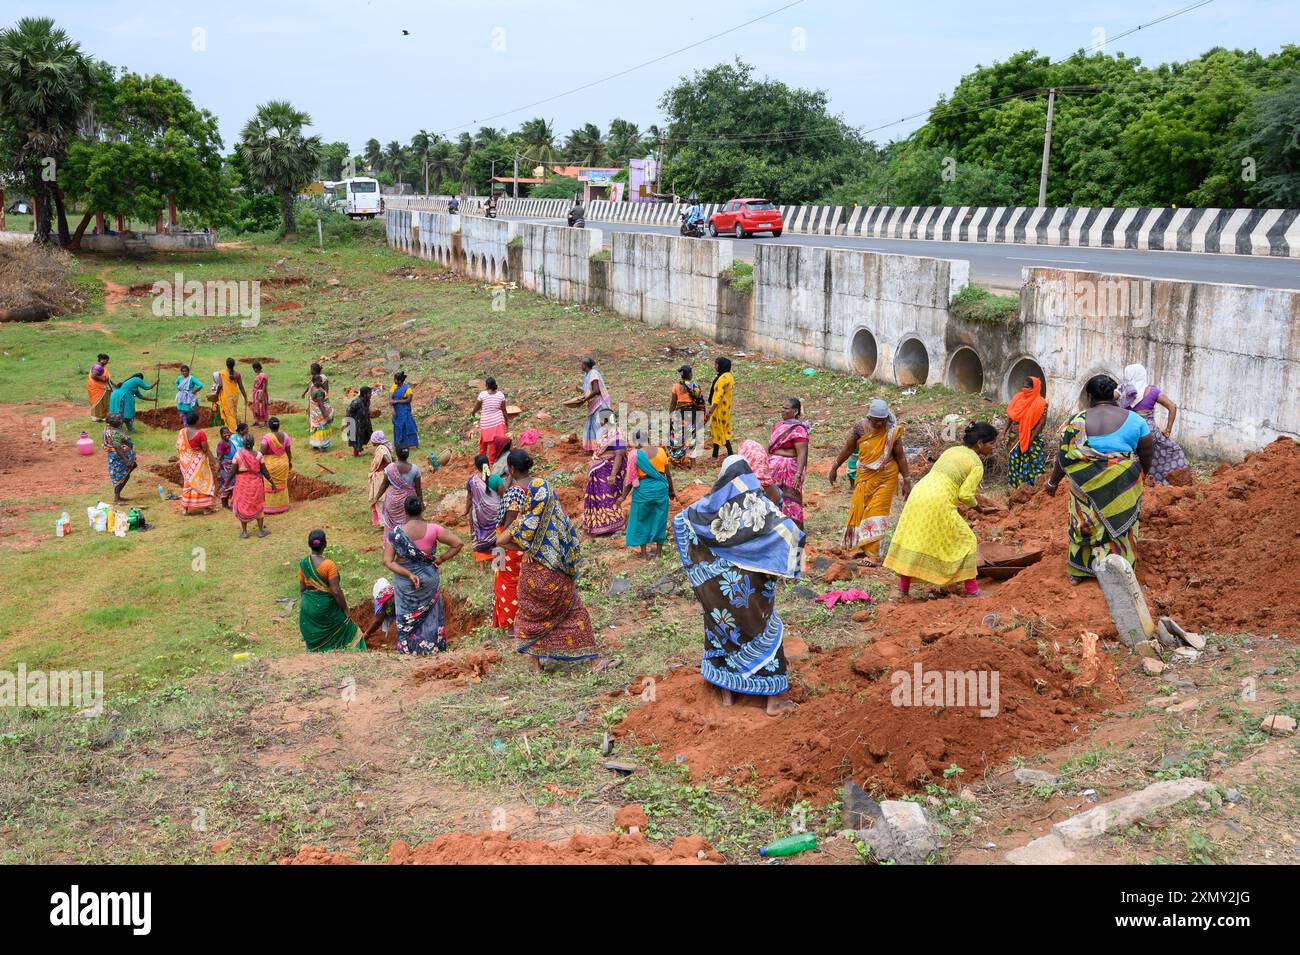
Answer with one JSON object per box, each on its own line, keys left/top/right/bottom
{"left": 504, "top": 216, "right": 1300, "bottom": 290}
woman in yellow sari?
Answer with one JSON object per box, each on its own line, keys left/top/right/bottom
{"left": 705, "top": 356, "right": 735, "bottom": 458}
{"left": 260, "top": 416, "right": 293, "bottom": 514}
{"left": 214, "top": 357, "right": 248, "bottom": 431}
{"left": 884, "top": 423, "right": 998, "bottom": 597}
{"left": 830, "top": 399, "right": 910, "bottom": 559}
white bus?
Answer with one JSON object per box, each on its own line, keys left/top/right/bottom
{"left": 328, "top": 177, "right": 382, "bottom": 219}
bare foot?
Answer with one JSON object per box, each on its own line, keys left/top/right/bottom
{"left": 765, "top": 696, "right": 798, "bottom": 716}
{"left": 592, "top": 656, "right": 623, "bottom": 674}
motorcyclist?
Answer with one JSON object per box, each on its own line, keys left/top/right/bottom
{"left": 567, "top": 196, "right": 586, "bottom": 226}
{"left": 683, "top": 194, "right": 705, "bottom": 231}
{"left": 448, "top": 195, "right": 459, "bottom": 214}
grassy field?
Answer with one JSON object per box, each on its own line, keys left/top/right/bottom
{"left": 10, "top": 220, "right": 1287, "bottom": 867}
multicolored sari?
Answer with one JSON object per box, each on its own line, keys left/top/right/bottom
{"left": 493, "top": 547, "right": 523, "bottom": 629}
{"left": 368, "top": 443, "right": 393, "bottom": 525}
{"left": 505, "top": 478, "right": 597, "bottom": 660}
{"left": 844, "top": 421, "right": 903, "bottom": 556}
{"left": 391, "top": 382, "right": 419, "bottom": 448}
{"left": 176, "top": 428, "right": 215, "bottom": 512}
{"left": 298, "top": 557, "right": 364, "bottom": 652}
{"left": 1006, "top": 376, "right": 1048, "bottom": 489}
{"left": 216, "top": 437, "right": 237, "bottom": 504}
{"left": 103, "top": 425, "right": 135, "bottom": 483}
{"left": 1120, "top": 384, "right": 1188, "bottom": 485}
{"left": 232, "top": 447, "right": 266, "bottom": 522}
{"left": 261, "top": 432, "right": 291, "bottom": 514}
{"left": 175, "top": 374, "right": 202, "bottom": 416}
{"left": 625, "top": 446, "right": 670, "bottom": 547}
{"left": 308, "top": 389, "right": 333, "bottom": 449}
{"left": 388, "top": 525, "right": 447, "bottom": 654}
{"left": 583, "top": 430, "right": 626, "bottom": 537}
{"left": 581, "top": 368, "right": 611, "bottom": 452}
{"left": 767, "top": 418, "right": 809, "bottom": 525}
{"left": 467, "top": 474, "right": 501, "bottom": 559}
{"left": 668, "top": 380, "right": 705, "bottom": 462}
{"left": 1059, "top": 411, "right": 1144, "bottom": 578}
{"left": 381, "top": 462, "right": 420, "bottom": 533}
{"left": 674, "top": 456, "right": 805, "bottom": 697}
{"left": 251, "top": 372, "right": 269, "bottom": 426}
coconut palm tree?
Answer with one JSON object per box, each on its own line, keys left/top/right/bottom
{"left": 0, "top": 16, "right": 92, "bottom": 245}
{"left": 518, "top": 116, "right": 558, "bottom": 167}
{"left": 563, "top": 123, "right": 607, "bottom": 167}
{"left": 384, "top": 141, "right": 407, "bottom": 184}
{"left": 427, "top": 138, "right": 456, "bottom": 193}
{"left": 606, "top": 118, "right": 645, "bottom": 164}
{"left": 363, "top": 137, "right": 382, "bottom": 173}
{"left": 238, "top": 99, "right": 322, "bottom": 234}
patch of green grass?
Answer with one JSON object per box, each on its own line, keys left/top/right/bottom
{"left": 950, "top": 283, "right": 1019, "bottom": 324}
{"left": 724, "top": 259, "right": 754, "bottom": 295}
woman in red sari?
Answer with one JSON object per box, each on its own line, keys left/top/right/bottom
{"left": 250, "top": 361, "right": 270, "bottom": 426}
{"left": 233, "top": 439, "right": 277, "bottom": 538}
{"left": 176, "top": 410, "right": 217, "bottom": 513}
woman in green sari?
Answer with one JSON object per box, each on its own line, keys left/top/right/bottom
{"left": 618, "top": 428, "right": 676, "bottom": 559}
{"left": 297, "top": 529, "right": 366, "bottom": 651}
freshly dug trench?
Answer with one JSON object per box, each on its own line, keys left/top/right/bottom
{"left": 136, "top": 400, "right": 303, "bottom": 430}
{"left": 349, "top": 590, "right": 487, "bottom": 652}
{"left": 282, "top": 831, "right": 723, "bottom": 865}
{"left": 238, "top": 356, "right": 280, "bottom": 365}
{"left": 148, "top": 463, "right": 346, "bottom": 503}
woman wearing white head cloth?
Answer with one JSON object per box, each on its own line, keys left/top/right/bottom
{"left": 1115, "top": 364, "right": 1187, "bottom": 484}
{"left": 367, "top": 430, "right": 394, "bottom": 525}
{"left": 362, "top": 577, "right": 396, "bottom": 645}
{"left": 829, "top": 398, "right": 911, "bottom": 560}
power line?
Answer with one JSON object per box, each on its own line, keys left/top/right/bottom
{"left": 433, "top": 0, "right": 806, "bottom": 136}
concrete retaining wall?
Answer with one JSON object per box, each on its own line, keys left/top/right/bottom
{"left": 79, "top": 232, "right": 217, "bottom": 253}
{"left": 1020, "top": 269, "right": 1300, "bottom": 458}
{"left": 610, "top": 231, "right": 734, "bottom": 335}
{"left": 517, "top": 223, "right": 603, "bottom": 304}
{"left": 751, "top": 244, "right": 969, "bottom": 383}
{"left": 458, "top": 215, "right": 516, "bottom": 282}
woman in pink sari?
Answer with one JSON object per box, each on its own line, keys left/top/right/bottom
{"left": 375, "top": 445, "right": 423, "bottom": 534}
{"left": 233, "top": 441, "right": 277, "bottom": 538}
{"left": 767, "top": 398, "right": 810, "bottom": 528}
{"left": 250, "top": 361, "right": 270, "bottom": 426}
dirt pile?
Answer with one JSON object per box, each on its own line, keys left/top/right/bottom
{"left": 137, "top": 401, "right": 302, "bottom": 430}
{"left": 411, "top": 648, "right": 500, "bottom": 684}
{"left": 0, "top": 244, "right": 82, "bottom": 317}
{"left": 148, "top": 464, "right": 345, "bottom": 503}
{"left": 616, "top": 628, "right": 1117, "bottom": 804}
{"left": 280, "top": 831, "right": 722, "bottom": 865}
{"left": 984, "top": 437, "right": 1300, "bottom": 637}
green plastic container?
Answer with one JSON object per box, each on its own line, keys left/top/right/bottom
{"left": 759, "top": 832, "right": 817, "bottom": 858}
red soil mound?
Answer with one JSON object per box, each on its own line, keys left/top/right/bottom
{"left": 148, "top": 464, "right": 345, "bottom": 502}
{"left": 136, "top": 401, "right": 299, "bottom": 430}
{"left": 411, "top": 648, "right": 500, "bottom": 683}
{"left": 615, "top": 437, "right": 1300, "bottom": 805}
{"left": 280, "top": 831, "right": 722, "bottom": 865}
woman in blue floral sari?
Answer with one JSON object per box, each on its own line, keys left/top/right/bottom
{"left": 383, "top": 495, "right": 465, "bottom": 653}
{"left": 673, "top": 454, "right": 805, "bottom": 715}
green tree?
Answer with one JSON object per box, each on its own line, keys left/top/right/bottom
{"left": 363, "top": 137, "right": 381, "bottom": 173}
{"left": 0, "top": 16, "right": 93, "bottom": 244}
{"left": 563, "top": 122, "right": 607, "bottom": 166}
{"left": 657, "top": 59, "right": 870, "bottom": 202}
{"left": 1241, "top": 72, "right": 1300, "bottom": 205}
{"left": 238, "top": 100, "right": 322, "bottom": 234}
{"left": 318, "top": 141, "right": 351, "bottom": 180}
{"left": 518, "top": 116, "right": 558, "bottom": 167}
{"left": 606, "top": 118, "right": 644, "bottom": 164}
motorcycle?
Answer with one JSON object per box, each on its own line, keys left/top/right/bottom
{"left": 679, "top": 210, "right": 706, "bottom": 238}
{"left": 567, "top": 209, "right": 586, "bottom": 228}
{"left": 485, "top": 205, "right": 497, "bottom": 219}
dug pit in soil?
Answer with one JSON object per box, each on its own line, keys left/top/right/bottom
{"left": 349, "top": 590, "right": 487, "bottom": 652}
{"left": 149, "top": 464, "right": 346, "bottom": 503}
{"left": 137, "top": 400, "right": 304, "bottom": 430}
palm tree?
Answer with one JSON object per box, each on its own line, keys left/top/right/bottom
{"left": 427, "top": 138, "right": 456, "bottom": 193}
{"left": 563, "top": 123, "right": 607, "bottom": 166}
{"left": 238, "top": 100, "right": 322, "bottom": 234}
{"left": 473, "top": 126, "right": 504, "bottom": 151}
{"left": 0, "top": 17, "right": 92, "bottom": 245}
{"left": 363, "top": 138, "right": 382, "bottom": 173}
{"left": 518, "top": 117, "right": 557, "bottom": 167}
{"left": 606, "top": 118, "right": 644, "bottom": 164}
{"left": 384, "top": 141, "right": 407, "bottom": 184}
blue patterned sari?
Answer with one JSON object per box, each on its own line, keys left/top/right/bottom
{"left": 674, "top": 456, "right": 805, "bottom": 696}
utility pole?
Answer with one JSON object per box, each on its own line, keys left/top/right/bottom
{"left": 1038, "top": 87, "right": 1056, "bottom": 207}
{"left": 513, "top": 149, "right": 519, "bottom": 198}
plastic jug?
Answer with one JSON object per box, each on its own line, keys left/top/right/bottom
{"left": 76, "top": 431, "right": 95, "bottom": 455}
{"left": 113, "top": 510, "right": 128, "bottom": 537}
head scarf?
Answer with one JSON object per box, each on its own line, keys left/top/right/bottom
{"left": 867, "top": 398, "right": 897, "bottom": 428}
{"left": 371, "top": 430, "right": 387, "bottom": 446}
{"left": 1006, "top": 376, "right": 1047, "bottom": 452}
{"left": 1118, "top": 364, "right": 1149, "bottom": 409}
{"left": 678, "top": 456, "right": 804, "bottom": 578}
{"left": 738, "top": 439, "right": 773, "bottom": 485}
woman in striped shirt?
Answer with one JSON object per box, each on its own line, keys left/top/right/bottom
{"left": 474, "top": 377, "right": 510, "bottom": 463}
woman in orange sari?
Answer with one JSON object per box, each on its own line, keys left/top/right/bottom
{"left": 87, "top": 353, "right": 113, "bottom": 421}
{"left": 260, "top": 416, "right": 292, "bottom": 514}
{"left": 176, "top": 410, "right": 217, "bottom": 513}
{"left": 829, "top": 399, "right": 911, "bottom": 559}
{"left": 1004, "top": 375, "right": 1048, "bottom": 489}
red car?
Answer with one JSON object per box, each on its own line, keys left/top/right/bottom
{"left": 708, "top": 198, "right": 783, "bottom": 238}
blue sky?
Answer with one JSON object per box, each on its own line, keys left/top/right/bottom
{"left": 26, "top": 0, "right": 1298, "bottom": 152}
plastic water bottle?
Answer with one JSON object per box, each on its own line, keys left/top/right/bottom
{"left": 157, "top": 484, "right": 167, "bottom": 501}
{"left": 758, "top": 833, "right": 817, "bottom": 858}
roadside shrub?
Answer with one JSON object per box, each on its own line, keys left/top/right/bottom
{"left": 951, "top": 284, "right": 1018, "bottom": 323}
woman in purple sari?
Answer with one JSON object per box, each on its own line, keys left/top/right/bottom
{"left": 466, "top": 453, "right": 505, "bottom": 569}
{"left": 1117, "top": 364, "right": 1188, "bottom": 484}
{"left": 582, "top": 413, "right": 627, "bottom": 537}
